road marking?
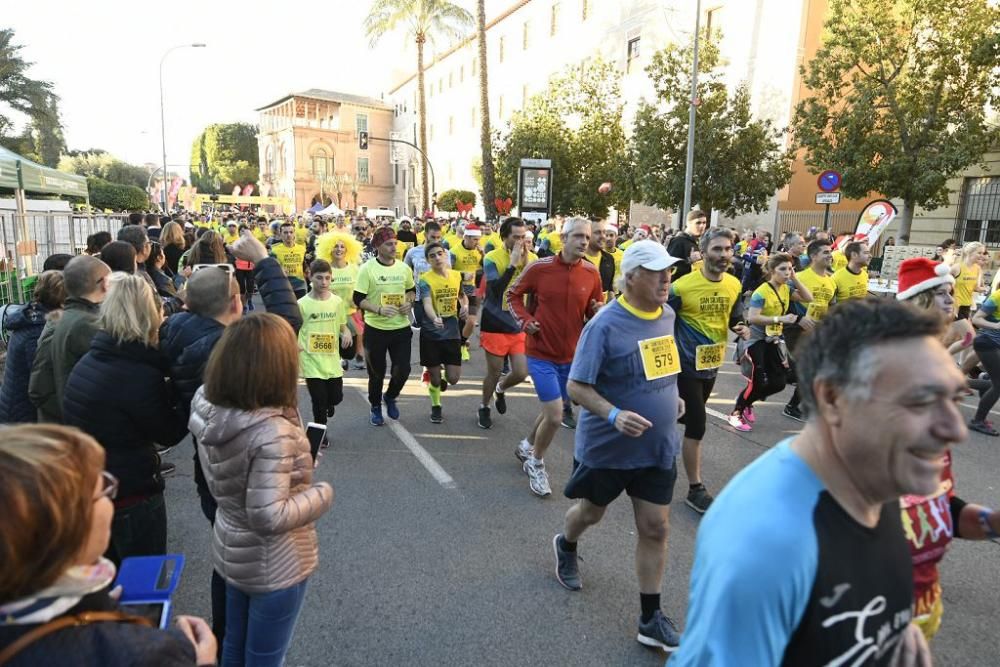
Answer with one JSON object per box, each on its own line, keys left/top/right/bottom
{"left": 352, "top": 388, "right": 457, "bottom": 490}
{"left": 706, "top": 407, "right": 730, "bottom": 421}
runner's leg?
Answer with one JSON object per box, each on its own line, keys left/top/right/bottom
{"left": 384, "top": 328, "right": 412, "bottom": 400}
{"left": 364, "top": 327, "right": 389, "bottom": 406}
{"left": 305, "top": 377, "right": 328, "bottom": 425}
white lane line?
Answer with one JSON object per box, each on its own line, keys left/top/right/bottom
{"left": 706, "top": 407, "right": 730, "bottom": 421}
{"left": 353, "top": 388, "right": 457, "bottom": 490}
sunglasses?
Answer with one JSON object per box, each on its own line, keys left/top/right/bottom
{"left": 94, "top": 471, "right": 119, "bottom": 502}
{"left": 193, "top": 263, "right": 236, "bottom": 276}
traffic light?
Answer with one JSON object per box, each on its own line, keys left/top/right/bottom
{"left": 359, "top": 131, "right": 369, "bottom": 150}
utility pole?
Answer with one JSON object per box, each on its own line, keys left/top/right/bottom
{"left": 681, "top": 0, "right": 702, "bottom": 228}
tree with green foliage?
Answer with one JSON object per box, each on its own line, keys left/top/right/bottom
{"left": 365, "top": 0, "right": 473, "bottom": 213}
{"left": 493, "top": 58, "right": 632, "bottom": 218}
{"left": 436, "top": 189, "right": 476, "bottom": 212}
{"left": 0, "top": 28, "right": 62, "bottom": 161}
{"left": 793, "top": 0, "right": 1000, "bottom": 245}
{"left": 59, "top": 151, "right": 149, "bottom": 189}
{"left": 632, "top": 33, "right": 791, "bottom": 222}
{"left": 86, "top": 177, "right": 149, "bottom": 211}
{"left": 190, "top": 122, "right": 259, "bottom": 193}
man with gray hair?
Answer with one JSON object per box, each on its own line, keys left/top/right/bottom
{"left": 117, "top": 224, "right": 182, "bottom": 315}
{"left": 673, "top": 299, "right": 951, "bottom": 665}
{"left": 29, "top": 255, "right": 111, "bottom": 422}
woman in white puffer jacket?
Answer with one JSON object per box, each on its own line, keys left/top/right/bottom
{"left": 190, "top": 313, "right": 333, "bottom": 667}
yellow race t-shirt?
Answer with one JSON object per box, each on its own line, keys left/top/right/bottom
{"left": 831, "top": 250, "right": 848, "bottom": 273}
{"left": 329, "top": 264, "right": 360, "bottom": 314}
{"left": 954, "top": 263, "right": 981, "bottom": 308}
{"left": 450, "top": 243, "right": 483, "bottom": 289}
{"left": 832, "top": 267, "right": 868, "bottom": 302}
{"left": 297, "top": 293, "right": 347, "bottom": 379}
{"left": 749, "top": 281, "right": 791, "bottom": 337}
{"left": 271, "top": 243, "right": 306, "bottom": 281}
{"left": 668, "top": 270, "right": 742, "bottom": 375}
{"left": 795, "top": 267, "right": 837, "bottom": 320}
{"left": 355, "top": 258, "right": 415, "bottom": 330}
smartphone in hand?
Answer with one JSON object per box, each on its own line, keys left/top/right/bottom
{"left": 306, "top": 422, "right": 327, "bottom": 462}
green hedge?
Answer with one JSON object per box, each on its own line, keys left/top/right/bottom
{"left": 87, "top": 177, "right": 149, "bottom": 211}
{"left": 436, "top": 189, "right": 476, "bottom": 212}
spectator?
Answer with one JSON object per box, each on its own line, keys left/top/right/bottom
{"left": 118, "top": 225, "right": 182, "bottom": 315}
{"left": 85, "top": 231, "right": 113, "bottom": 256}
{"left": 190, "top": 314, "right": 332, "bottom": 666}
{"left": 62, "top": 273, "right": 187, "bottom": 564}
{"left": 99, "top": 241, "right": 137, "bottom": 273}
{"left": 144, "top": 213, "right": 162, "bottom": 242}
{"left": 28, "top": 256, "right": 111, "bottom": 422}
{"left": 146, "top": 242, "right": 180, "bottom": 301}
{"left": 0, "top": 272, "right": 66, "bottom": 423}
{"left": 0, "top": 424, "right": 217, "bottom": 666}
{"left": 126, "top": 212, "right": 143, "bottom": 226}
{"left": 42, "top": 254, "right": 73, "bottom": 272}
{"left": 183, "top": 230, "right": 228, "bottom": 269}
{"left": 160, "top": 221, "right": 186, "bottom": 276}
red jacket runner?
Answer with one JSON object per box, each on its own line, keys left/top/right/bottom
{"left": 506, "top": 254, "right": 604, "bottom": 363}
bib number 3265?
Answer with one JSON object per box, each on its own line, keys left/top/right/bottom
{"left": 638, "top": 335, "right": 681, "bottom": 381}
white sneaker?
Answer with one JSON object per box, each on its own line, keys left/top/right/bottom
{"left": 728, "top": 413, "right": 752, "bottom": 432}
{"left": 515, "top": 438, "right": 533, "bottom": 463}
{"left": 523, "top": 457, "right": 552, "bottom": 497}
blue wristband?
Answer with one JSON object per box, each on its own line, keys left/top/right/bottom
{"left": 608, "top": 407, "right": 621, "bottom": 426}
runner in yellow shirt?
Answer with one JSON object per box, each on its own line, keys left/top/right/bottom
{"left": 270, "top": 221, "right": 308, "bottom": 298}
{"left": 953, "top": 241, "right": 988, "bottom": 320}
{"left": 419, "top": 243, "right": 468, "bottom": 424}
{"left": 451, "top": 225, "right": 485, "bottom": 357}
{"left": 317, "top": 230, "right": 365, "bottom": 370}
{"left": 832, "top": 241, "right": 871, "bottom": 302}
{"left": 298, "top": 259, "right": 353, "bottom": 445}
{"left": 603, "top": 223, "right": 624, "bottom": 291}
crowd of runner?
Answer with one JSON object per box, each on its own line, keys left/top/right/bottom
{"left": 0, "top": 206, "right": 997, "bottom": 666}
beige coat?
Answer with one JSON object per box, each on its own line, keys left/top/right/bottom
{"left": 190, "top": 387, "right": 333, "bottom": 594}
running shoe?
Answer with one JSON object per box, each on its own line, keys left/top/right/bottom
{"left": 370, "top": 407, "right": 385, "bottom": 426}
{"left": 685, "top": 486, "right": 714, "bottom": 514}
{"left": 741, "top": 407, "right": 756, "bottom": 424}
{"left": 969, "top": 420, "right": 999, "bottom": 437}
{"left": 782, "top": 404, "right": 805, "bottom": 422}
{"left": 728, "top": 413, "right": 752, "bottom": 432}
{"left": 461, "top": 345, "right": 471, "bottom": 362}
{"left": 494, "top": 384, "right": 507, "bottom": 414}
{"left": 515, "top": 438, "right": 533, "bottom": 462}
{"left": 523, "top": 458, "right": 552, "bottom": 497}
{"left": 341, "top": 359, "right": 349, "bottom": 371}
{"left": 501, "top": 357, "right": 511, "bottom": 376}
{"left": 636, "top": 610, "right": 681, "bottom": 652}
{"left": 159, "top": 461, "right": 176, "bottom": 476}
{"left": 352, "top": 359, "right": 367, "bottom": 370}
{"left": 477, "top": 406, "right": 493, "bottom": 429}
{"left": 421, "top": 368, "right": 430, "bottom": 384}
{"left": 553, "top": 534, "right": 582, "bottom": 591}
{"left": 430, "top": 406, "right": 443, "bottom": 424}
{"left": 561, "top": 409, "right": 577, "bottom": 430}
{"left": 384, "top": 396, "right": 400, "bottom": 420}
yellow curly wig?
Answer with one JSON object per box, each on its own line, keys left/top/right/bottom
{"left": 315, "top": 232, "right": 363, "bottom": 266}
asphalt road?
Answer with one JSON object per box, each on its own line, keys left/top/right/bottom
{"left": 162, "top": 336, "right": 1000, "bottom": 666}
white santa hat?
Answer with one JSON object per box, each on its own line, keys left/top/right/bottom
{"left": 896, "top": 258, "right": 955, "bottom": 301}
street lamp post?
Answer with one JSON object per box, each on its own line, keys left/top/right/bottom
{"left": 160, "top": 43, "right": 206, "bottom": 212}
{"left": 681, "top": 0, "right": 701, "bottom": 227}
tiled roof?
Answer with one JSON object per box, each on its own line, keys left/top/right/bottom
{"left": 256, "top": 89, "right": 393, "bottom": 112}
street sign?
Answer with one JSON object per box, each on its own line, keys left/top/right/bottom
{"left": 517, "top": 158, "right": 553, "bottom": 215}
{"left": 815, "top": 192, "right": 842, "bottom": 205}
{"left": 818, "top": 170, "right": 842, "bottom": 192}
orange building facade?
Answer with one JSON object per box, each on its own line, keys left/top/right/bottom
{"left": 256, "top": 89, "right": 395, "bottom": 214}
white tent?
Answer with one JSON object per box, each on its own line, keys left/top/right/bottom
{"left": 317, "top": 202, "right": 346, "bottom": 216}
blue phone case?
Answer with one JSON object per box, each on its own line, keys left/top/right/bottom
{"left": 114, "top": 554, "right": 185, "bottom": 628}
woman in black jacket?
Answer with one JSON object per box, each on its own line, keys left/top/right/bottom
{"left": 0, "top": 424, "right": 216, "bottom": 666}
{"left": 0, "top": 271, "right": 65, "bottom": 423}
{"left": 62, "top": 273, "right": 187, "bottom": 565}
{"left": 147, "top": 241, "right": 181, "bottom": 300}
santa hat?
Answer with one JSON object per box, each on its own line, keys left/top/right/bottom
{"left": 896, "top": 258, "right": 955, "bottom": 301}
{"left": 463, "top": 224, "right": 482, "bottom": 238}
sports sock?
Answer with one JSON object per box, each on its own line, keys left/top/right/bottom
{"left": 428, "top": 384, "right": 442, "bottom": 407}
{"left": 560, "top": 535, "right": 577, "bottom": 552}
{"left": 495, "top": 381, "right": 505, "bottom": 395}
{"left": 640, "top": 593, "right": 661, "bottom": 623}
{"left": 689, "top": 482, "right": 704, "bottom": 492}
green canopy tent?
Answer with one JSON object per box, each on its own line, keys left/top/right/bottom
{"left": 0, "top": 146, "right": 88, "bottom": 302}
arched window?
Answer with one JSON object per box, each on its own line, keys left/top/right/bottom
{"left": 312, "top": 147, "right": 329, "bottom": 180}
{"left": 265, "top": 145, "right": 276, "bottom": 178}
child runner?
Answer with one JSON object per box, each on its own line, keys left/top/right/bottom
{"left": 298, "top": 259, "right": 353, "bottom": 443}
{"left": 419, "top": 242, "right": 468, "bottom": 423}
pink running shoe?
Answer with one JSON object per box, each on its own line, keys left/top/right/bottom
{"left": 741, "top": 407, "right": 756, "bottom": 424}
{"left": 728, "top": 413, "right": 752, "bottom": 432}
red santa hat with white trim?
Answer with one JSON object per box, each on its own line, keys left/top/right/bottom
{"left": 895, "top": 258, "right": 954, "bottom": 301}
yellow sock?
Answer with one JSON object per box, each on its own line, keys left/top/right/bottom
{"left": 428, "top": 384, "right": 442, "bottom": 407}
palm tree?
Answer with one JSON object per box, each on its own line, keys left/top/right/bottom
{"left": 475, "top": 0, "right": 496, "bottom": 219}
{"left": 365, "top": 0, "right": 473, "bottom": 213}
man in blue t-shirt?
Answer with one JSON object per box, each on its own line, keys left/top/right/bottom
{"left": 672, "top": 299, "right": 959, "bottom": 666}
{"left": 552, "top": 240, "right": 684, "bottom": 653}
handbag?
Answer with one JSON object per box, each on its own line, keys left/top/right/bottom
{"left": 0, "top": 611, "right": 153, "bottom": 665}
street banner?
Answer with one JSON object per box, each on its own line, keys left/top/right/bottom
{"left": 837, "top": 199, "right": 898, "bottom": 249}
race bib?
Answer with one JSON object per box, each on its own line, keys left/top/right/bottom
{"left": 307, "top": 333, "right": 337, "bottom": 355}
{"left": 638, "top": 335, "right": 681, "bottom": 380}
{"left": 766, "top": 323, "right": 783, "bottom": 337}
{"left": 807, "top": 303, "right": 828, "bottom": 320}
{"left": 381, "top": 293, "right": 404, "bottom": 307}
{"left": 695, "top": 343, "right": 726, "bottom": 371}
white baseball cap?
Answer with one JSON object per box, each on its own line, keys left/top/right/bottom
{"left": 621, "top": 240, "right": 680, "bottom": 274}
